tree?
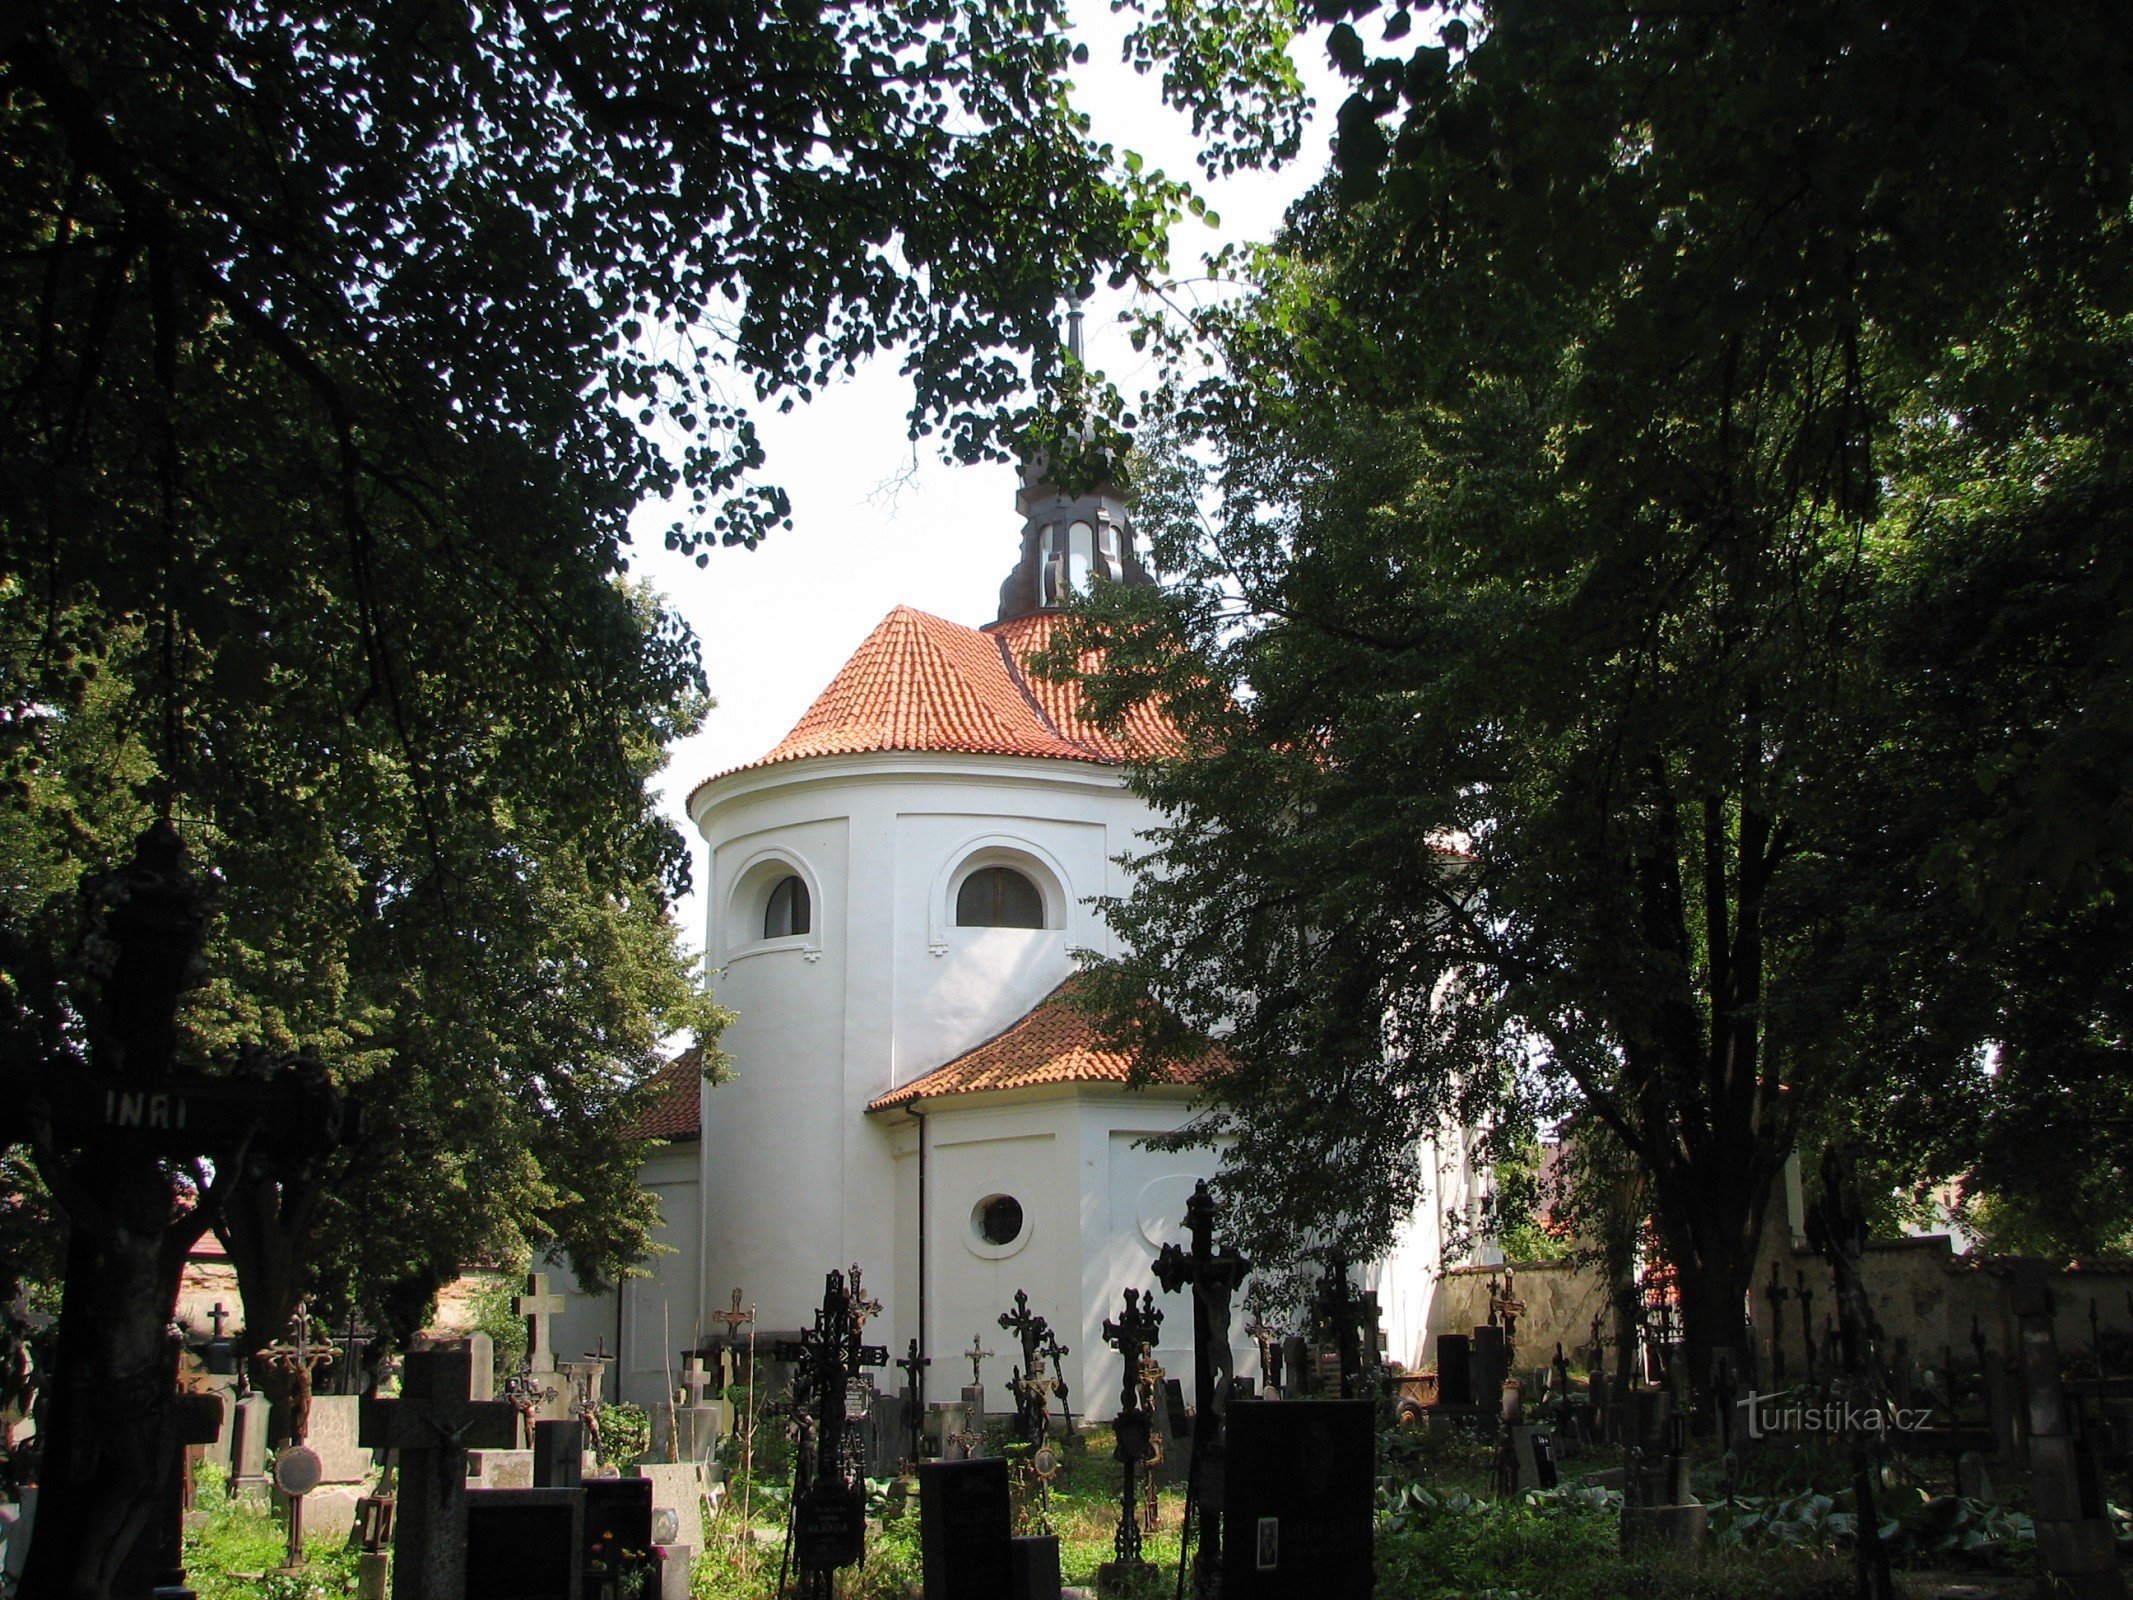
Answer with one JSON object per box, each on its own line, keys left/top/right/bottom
{"left": 0, "top": 2, "right": 1300, "bottom": 1590}
{"left": 1065, "top": 0, "right": 2133, "bottom": 1380}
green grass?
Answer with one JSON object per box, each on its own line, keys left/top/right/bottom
{"left": 183, "top": 1465, "right": 362, "bottom": 1600}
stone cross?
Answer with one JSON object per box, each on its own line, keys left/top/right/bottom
{"left": 209, "top": 1302, "right": 229, "bottom": 1340}
{"left": 1153, "top": 1179, "right": 1251, "bottom": 1600}
{"left": 680, "top": 1354, "right": 713, "bottom": 1409}
{"left": 359, "top": 1347, "right": 518, "bottom": 1600}
{"left": 1101, "top": 1287, "right": 1164, "bottom": 1572}
{"left": 513, "top": 1273, "right": 567, "bottom": 1372}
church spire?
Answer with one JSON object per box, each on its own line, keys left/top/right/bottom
{"left": 995, "top": 308, "right": 1154, "bottom": 623}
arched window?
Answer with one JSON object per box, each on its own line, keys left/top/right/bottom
{"left": 763, "top": 874, "right": 811, "bottom": 939}
{"left": 955, "top": 866, "right": 1044, "bottom": 929}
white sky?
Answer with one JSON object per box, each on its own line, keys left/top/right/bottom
{"left": 629, "top": 11, "right": 1343, "bottom": 957}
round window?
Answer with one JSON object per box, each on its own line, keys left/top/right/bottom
{"left": 974, "top": 1194, "right": 1025, "bottom": 1248}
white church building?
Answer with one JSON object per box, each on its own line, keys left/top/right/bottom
{"left": 549, "top": 450, "right": 1488, "bottom": 1419}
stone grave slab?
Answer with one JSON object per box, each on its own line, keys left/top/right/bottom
{"left": 307, "top": 1394, "right": 375, "bottom": 1483}
{"left": 630, "top": 1462, "right": 707, "bottom": 1554}
{"left": 466, "top": 1487, "right": 585, "bottom": 1600}
{"left": 919, "top": 1457, "right": 1014, "bottom": 1600}
{"left": 230, "top": 1394, "right": 271, "bottom": 1499}
{"left": 649, "top": 1544, "right": 692, "bottom": 1600}
{"left": 468, "top": 1449, "right": 536, "bottom": 1489}
{"left": 1509, "top": 1425, "right": 1558, "bottom": 1490}
{"left": 1221, "top": 1399, "right": 1374, "bottom": 1600}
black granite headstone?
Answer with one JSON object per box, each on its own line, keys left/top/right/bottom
{"left": 1434, "top": 1334, "right": 1473, "bottom": 1408}
{"left": 1281, "top": 1335, "right": 1313, "bottom": 1397}
{"left": 1221, "top": 1400, "right": 1374, "bottom": 1600}
{"left": 466, "top": 1488, "right": 586, "bottom": 1600}
{"left": 1011, "top": 1532, "right": 1063, "bottom": 1600}
{"left": 533, "top": 1419, "right": 584, "bottom": 1489}
{"left": 1470, "top": 1325, "right": 1508, "bottom": 1407}
{"left": 918, "top": 1457, "right": 1013, "bottom": 1600}
{"left": 583, "top": 1476, "right": 653, "bottom": 1593}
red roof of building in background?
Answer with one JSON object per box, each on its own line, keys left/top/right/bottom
{"left": 623, "top": 1049, "right": 705, "bottom": 1142}
{"left": 687, "top": 606, "right": 1182, "bottom": 807}
{"left": 866, "top": 978, "right": 1216, "bottom": 1113}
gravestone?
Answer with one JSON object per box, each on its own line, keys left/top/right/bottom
{"left": 1509, "top": 1425, "right": 1558, "bottom": 1490}
{"left": 2013, "top": 1261, "right": 2124, "bottom": 1600}
{"left": 359, "top": 1346, "right": 519, "bottom": 1600}
{"left": 113, "top": 1390, "right": 223, "bottom": 1600}
{"left": 1280, "top": 1335, "right": 1312, "bottom": 1398}
{"left": 1012, "top": 1533, "right": 1063, "bottom": 1600}
{"left": 1469, "top": 1326, "right": 1508, "bottom": 1411}
{"left": 534, "top": 1419, "right": 584, "bottom": 1489}
{"left": 1221, "top": 1399, "right": 1374, "bottom": 1600}
{"left": 465, "top": 1487, "right": 585, "bottom": 1600}
{"left": 584, "top": 1477, "right": 654, "bottom": 1598}
{"left": 919, "top": 1457, "right": 1014, "bottom": 1600}
{"left": 1434, "top": 1335, "right": 1473, "bottom": 1408}
{"left": 630, "top": 1461, "right": 708, "bottom": 1554}
{"left": 230, "top": 1393, "right": 271, "bottom": 1500}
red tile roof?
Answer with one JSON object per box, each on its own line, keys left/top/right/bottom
{"left": 866, "top": 979, "right": 1215, "bottom": 1112}
{"left": 689, "top": 606, "right": 1183, "bottom": 805}
{"left": 624, "top": 1049, "right": 704, "bottom": 1142}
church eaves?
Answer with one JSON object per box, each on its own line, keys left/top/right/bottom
{"left": 866, "top": 978, "right": 1216, "bottom": 1113}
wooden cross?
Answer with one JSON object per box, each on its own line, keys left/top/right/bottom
{"left": 359, "top": 1348, "right": 518, "bottom": 1600}
{"left": 513, "top": 1273, "right": 567, "bottom": 1370}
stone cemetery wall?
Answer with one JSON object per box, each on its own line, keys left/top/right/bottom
{"left": 1432, "top": 1261, "right": 1609, "bottom": 1370}
{"left": 1430, "top": 1233, "right": 2133, "bottom": 1380}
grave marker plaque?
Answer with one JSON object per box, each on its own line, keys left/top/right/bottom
{"left": 1221, "top": 1400, "right": 1374, "bottom": 1600}
{"left": 465, "top": 1487, "right": 585, "bottom": 1600}
{"left": 918, "top": 1457, "right": 1014, "bottom": 1600}
{"left": 1434, "top": 1335, "right": 1473, "bottom": 1408}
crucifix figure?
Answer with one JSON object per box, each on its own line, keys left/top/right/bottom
{"left": 965, "top": 1333, "right": 994, "bottom": 1391}
{"left": 894, "top": 1339, "right": 930, "bottom": 1467}
{"left": 501, "top": 1359, "right": 558, "bottom": 1449}
{"left": 1153, "top": 1178, "right": 1251, "bottom": 1600}
{"left": 847, "top": 1263, "right": 883, "bottom": 1341}
{"left": 257, "top": 1302, "right": 338, "bottom": 1449}
{"left": 1101, "top": 1287, "right": 1164, "bottom": 1574}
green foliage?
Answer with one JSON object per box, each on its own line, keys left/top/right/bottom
{"left": 1707, "top": 1487, "right": 2038, "bottom": 1572}
{"left": 468, "top": 1274, "right": 532, "bottom": 1379}
{"left": 595, "top": 1401, "right": 652, "bottom": 1471}
{"left": 1059, "top": 0, "right": 2133, "bottom": 1360}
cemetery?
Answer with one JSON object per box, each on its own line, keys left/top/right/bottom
{"left": 6, "top": 3, "right": 2131, "bottom": 1600}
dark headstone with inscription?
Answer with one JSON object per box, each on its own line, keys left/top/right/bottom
{"left": 918, "top": 1457, "right": 1013, "bottom": 1600}
{"left": 795, "top": 1482, "right": 866, "bottom": 1573}
{"left": 1434, "top": 1335, "right": 1473, "bottom": 1408}
{"left": 465, "top": 1488, "right": 585, "bottom": 1600}
{"left": 1221, "top": 1400, "right": 1374, "bottom": 1600}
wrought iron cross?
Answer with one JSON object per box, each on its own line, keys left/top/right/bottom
{"left": 895, "top": 1338, "right": 930, "bottom": 1465}
{"left": 257, "top": 1303, "right": 338, "bottom": 1445}
{"left": 1101, "top": 1287, "right": 1164, "bottom": 1568}
{"left": 965, "top": 1333, "right": 993, "bottom": 1389}
{"left": 713, "top": 1287, "right": 755, "bottom": 1339}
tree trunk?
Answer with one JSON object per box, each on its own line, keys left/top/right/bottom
{"left": 17, "top": 1157, "right": 198, "bottom": 1600}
